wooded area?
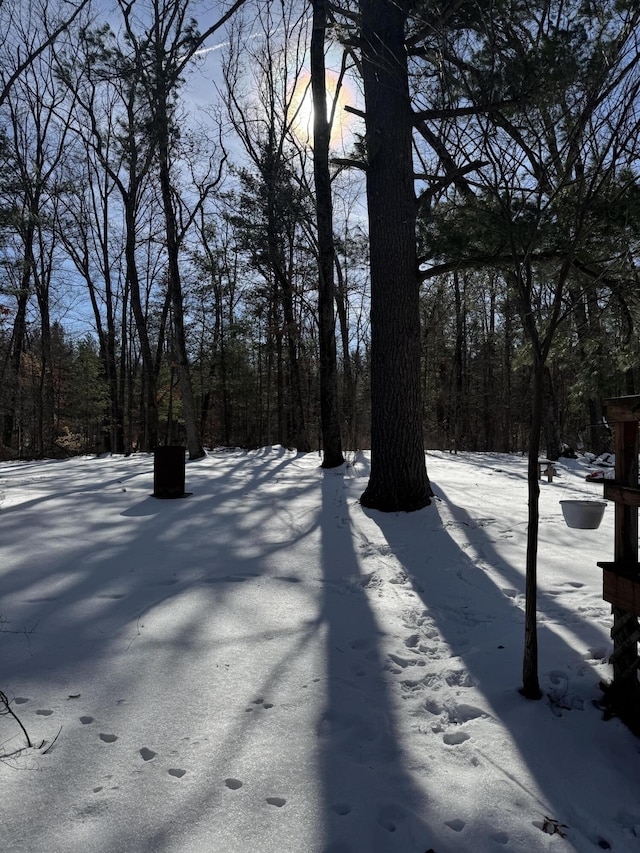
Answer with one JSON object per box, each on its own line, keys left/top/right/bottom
{"left": 1, "top": 0, "right": 639, "bottom": 477}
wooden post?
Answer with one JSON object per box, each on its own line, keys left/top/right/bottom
{"left": 600, "top": 397, "right": 640, "bottom": 727}
{"left": 611, "top": 419, "right": 639, "bottom": 686}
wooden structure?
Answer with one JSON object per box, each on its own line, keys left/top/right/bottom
{"left": 597, "top": 396, "right": 640, "bottom": 728}
{"left": 538, "top": 458, "right": 556, "bottom": 482}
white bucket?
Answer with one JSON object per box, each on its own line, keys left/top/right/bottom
{"left": 560, "top": 499, "right": 607, "bottom": 529}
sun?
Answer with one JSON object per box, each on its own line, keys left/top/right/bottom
{"left": 288, "top": 70, "right": 357, "bottom": 150}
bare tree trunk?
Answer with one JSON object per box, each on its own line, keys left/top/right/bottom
{"left": 359, "top": 0, "right": 432, "bottom": 511}
{"left": 158, "top": 147, "right": 205, "bottom": 459}
{"left": 311, "top": 0, "right": 344, "bottom": 469}
{"left": 334, "top": 255, "right": 355, "bottom": 447}
{"left": 125, "top": 199, "right": 159, "bottom": 452}
{"left": 2, "top": 253, "right": 31, "bottom": 448}
{"left": 522, "top": 359, "right": 544, "bottom": 699}
{"left": 542, "top": 366, "right": 562, "bottom": 460}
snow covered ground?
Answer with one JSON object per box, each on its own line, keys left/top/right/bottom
{"left": 1, "top": 447, "right": 639, "bottom": 853}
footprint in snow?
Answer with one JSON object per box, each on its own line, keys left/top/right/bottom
{"left": 168, "top": 768, "right": 186, "bottom": 778}
{"left": 445, "top": 818, "right": 466, "bottom": 832}
{"left": 36, "top": 709, "right": 53, "bottom": 716}
{"left": 387, "top": 653, "right": 417, "bottom": 669}
{"left": 331, "top": 803, "right": 352, "bottom": 816}
{"left": 443, "top": 731, "right": 470, "bottom": 746}
{"left": 80, "top": 716, "right": 94, "bottom": 725}
{"left": 444, "top": 669, "right": 475, "bottom": 688}
{"left": 404, "top": 633, "right": 420, "bottom": 649}
{"left": 377, "top": 803, "right": 406, "bottom": 833}
{"left": 140, "top": 747, "right": 157, "bottom": 761}
{"left": 249, "top": 697, "right": 274, "bottom": 710}
{"left": 225, "top": 778, "right": 243, "bottom": 790}
{"left": 99, "top": 733, "right": 118, "bottom": 743}
{"left": 490, "top": 831, "right": 509, "bottom": 845}
{"left": 266, "top": 797, "right": 286, "bottom": 807}
{"left": 446, "top": 703, "right": 487, "bottom": 724}
{"left": 13, "top": 697, "right": 29, "bottom": 704}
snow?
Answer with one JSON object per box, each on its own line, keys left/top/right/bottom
{"left": 1, "top": 447, "right": 639, "bottom": 853}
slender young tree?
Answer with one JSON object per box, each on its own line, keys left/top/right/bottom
{"left": 310, "top": 0, "right": 344, "bottom": 468}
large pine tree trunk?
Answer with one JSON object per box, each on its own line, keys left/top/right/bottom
{"left": 359, "top": 0, "right": 432, "bottom": 511}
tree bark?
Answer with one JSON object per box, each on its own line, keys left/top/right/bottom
{"left": 522, "top": 359, "right": 543, "bottom": 699}
{"left": 311, "top": 0, "right": 344, "bottom": 469}
{"left": 359, "top": 0, "right": 432, "bottom": 511}
{"left": 2, "top": 235, "right": 32, "bottom": 448}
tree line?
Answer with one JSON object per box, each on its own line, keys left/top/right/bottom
{"left": 1, "top": 0, "right": 639, "bottom": 477}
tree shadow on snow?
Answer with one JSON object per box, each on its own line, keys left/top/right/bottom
{"left": 0, "top": 450, "right": 331, "bottom": 852}
{"left": 362, "top": 477, "right": 639, "bottom": 851}
{"left": 317, "top": 470, "right": 433, "bottom": 853}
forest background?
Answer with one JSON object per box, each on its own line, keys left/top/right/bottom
{"left": 1, "top": 0, "right": 639, "bottom": 467}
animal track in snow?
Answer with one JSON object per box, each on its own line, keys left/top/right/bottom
{"left": 387, "top": 653, "right": 419, "bottom": 670}
{"left": 168, "top": 768, "right": 186, "bottom": 778}
{"left": 36, "top": 709, "right": 53, "bottom": 716}
{"left": 377, "top": 803, "right": 406, "bottom": 833}
{"left": 247, "top": 697, "right": 274, "bottom": 711}
{"left": 331, "top": 802, "right": 352, "bottom": 816}
{"left": 80, "top": 716, "right": 94, "bottom": 724}
{"left": 445, "top": 703, "right": 487, "bottom": 724}
{"left": 446, "top": 818, "right": 466, "bottom": 832}
{"left": 13, "top": 697, "right": 29, "bottom": 704}
{"left": 225, "top": 778, "right": 243, "bottom": 790}
{"left": 443, "top": 731, "right": 470, "bottom": 745}
{"left": 266, "top": 797, "right": 286, "bottom": 807}
{"left": 139, "top": 747, "right": 157, "bottom": 761}
{"left": 444, "top": 669, "right": 475, "bottom": 688}
{"left": 490, "top": 831, "right": 509, "bottom": 845}
{"left": 424, "top": 698, "right": 442, "bottom": 715}
{"left": 99, "top": 733, "right": 118, "bottom": 743}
